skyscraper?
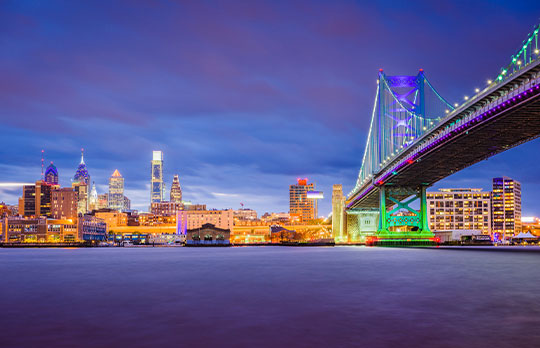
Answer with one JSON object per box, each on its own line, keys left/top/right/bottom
{"left": 151, "top": 151, "right": 164, "bottom": 204}
{"left": 44, "top": 162, "right": 58, "bottom": 185}
{"left": 88, "top": 182, "right": 98, "bottom": 211}
{"left": 170, "top": 174, "right": 182, "bottom": 202}
{"left": 108, "top": 169, "right": 125, "bottom": 211}
{"left": 492, "top": 177, "right": 522, "bottom": 239}
{"left": 72, "top": 149, "right": 90, "bottom": 214}
{"left": 332, "top": 184, "right": 346, "bottom": 241}
{"left": 73, "top": 149, "right": 90, "bottom": 185}
{"left": 21, "top": 181, "right": 55, "bottom": 217}
{"left": 289, "top": 178, "right": 317, "bottom": 222}
{"left": 72, "top": 182, "right": 89, "bottom": 215}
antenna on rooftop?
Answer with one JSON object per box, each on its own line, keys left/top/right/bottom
{"left": 41, "top": 149, "right": 45, "bottom": 180}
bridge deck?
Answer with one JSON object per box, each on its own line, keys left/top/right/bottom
{"left": 348, "top": 60, "right": 540, "bottom": 209}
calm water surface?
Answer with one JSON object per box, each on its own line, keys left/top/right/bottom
{"left": 1, "top": 246, "right": 539, "bottom": 347}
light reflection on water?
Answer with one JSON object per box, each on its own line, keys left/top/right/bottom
{"left": 1, "top": 246, "right": 539, "bottom": 347}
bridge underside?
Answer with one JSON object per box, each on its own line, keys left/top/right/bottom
{"left": 350, "top": 92, "right": 540, "bottom": 209}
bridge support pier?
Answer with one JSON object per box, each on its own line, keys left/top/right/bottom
{"left": 373, "top": 185, "right": 434, "bottom": 245}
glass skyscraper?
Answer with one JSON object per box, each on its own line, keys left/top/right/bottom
{"left": 151, "top": 151, "right": 164, "bottom": 204}
{"left": 108, "top": 169, "right": 125, "bottom": 211}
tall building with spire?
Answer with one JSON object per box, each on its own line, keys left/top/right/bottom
{"left": 73, "top": 149, "right": 90, "bottom": 185}
{"left": 88, "top": 182, "right": 98, "bottom": 211}
{"left": 108, "top": 169, "right": 125, "bottom": 211}
{"left": 170, "top": 174, "right": 182, "bottom": 203}
{"left": 44, "top": 162, "right": 58, "bottom": 185}
{"left": 151, "top": 151, "right": 164, "bottom": 204}
{"left": 72, "top": 149, "right": 90, "bottom": 214}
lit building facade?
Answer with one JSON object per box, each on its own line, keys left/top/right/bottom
{"left": 492, "top": 177, "right": 522, "bottom": 238}
{"left": 108, "top": 169, "right": 125, "bottom": 211}
{"left": 89, "top": 182, "right": 98, "bottom": 211}
{"left": 2, "top": 216, "right": 47, "bottom": 243}
{"left": 97, "top": 194, "right": 108, "bottom": 210}
{"left": 73, "top": 149, "right": 91, "bottom": 185}
{"left": 77, "top": 215, "right": 107, "bottom": 241}
{"left": 177, "top": 209, "right": 234, "bottom": 235}
{"left": 427, "top": 188, "right": 491, "bottom": 235}
{"left": 72, "top": 182, "right": 89, "bottom": 215}
{"left": 124, "top": 196, "right": 131, "bottom": 211}
{"left": 151, "top": 201, "right": 184, "bottom": 216}
{"left": 21, "top": 181, "right": 56, "bottom": 217}
{"left": 170, "top": 174, "right": 182, "bottom": 202}
{"left": 46, "top": 219, "right": 78, "bottom": 242}
{"left": 186, "top": 223, "right": 230, "bottom": 245}
{"left": 151, "top": 151, "right": 164, "bottom": 204}
{"left": 289, "top": 178, "right": 317, "bottom": 222}
{"left": 233, "top": 209, "right": 257, "bottom": 221}
{"left": 44, "top": 162, "right": 58, "bottom": 185}
{"left": 95, "top": 211, "right": 128, "bottom": 229}
{"left": 332, "top": 184, "right": 346, "bottom": 241}
{"left": 51, "top": 187, "right": 78, "bottom": 220}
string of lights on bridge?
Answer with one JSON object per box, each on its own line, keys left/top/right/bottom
{"left": 350, "top": 22, "right": 540, "bottom": 198}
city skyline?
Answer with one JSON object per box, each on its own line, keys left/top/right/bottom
{"left": 2, "top": 2, "right": 540, "bottom": 215}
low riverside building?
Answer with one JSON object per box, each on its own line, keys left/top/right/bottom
{"left": 94, "top": 210, "right": 128, "bottom": 229}
{"left": 78, "top": 215, "right": 107, "bottom": 242}
{"left": 2, "top": 217, "right": 79, "bottom": 243}
{"left": 46, "top": 219, "right": 78, "bottom": 243}
{"left": 177, "top": 209, "right": 233, "bottom": 235}
{"left": 186, "top": 223, "right": 230, "bottom": 245}
{"left": 2, "top": 216, "right": 47, "bottom": 243}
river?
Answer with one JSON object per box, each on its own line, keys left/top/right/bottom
{"left": 1, "top": 246, "right": 539, "bottom": 347}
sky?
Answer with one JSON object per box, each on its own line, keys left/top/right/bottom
{"left": 1, "top": 0, "right": 540, "bottom": 216}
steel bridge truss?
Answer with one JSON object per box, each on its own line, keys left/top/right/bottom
{"left": 377, "top": 185, "right": 432, "bottom": 241}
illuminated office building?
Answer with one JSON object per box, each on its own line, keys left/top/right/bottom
{"left": 332, "top": 184, "right": 346, "bottom": 241}
{"left": 97, "top": 194, "right": 108, "bottom": 210}
{"left": 88, "top": 182, "right": 98, "bottom": 211}
{"left": 20, "top": 181, "right": 56, "bottom": 217}
{"left": 289, "top": 178, "right": 317, "bottom": 222}
{"left": 51, "top": 187, "right": 78, "bottom": 220}
{"left": 151, "top": 151, "right": 164, "bottom": 204}
{"left": 73, "top": 149, "right": 90, "bottom": 185}
{"left": 170, "top": 174, "right": 182, "bottom": 203}
{"left": 492, "top": 177, "right": 522, "bottom": 238}
{"left": 124, "top": 196, "right": 131, "bottom": 211}
{"left": 108, "top": 169, "right": 125, "bottom": 211}
{"left": 72, "top": 182, "right": 89, "bottom": 215}
{"left": 427, "top": 189, "right": 491, "bottom": 235}
{"left": 44, "top": 162, "right": 58, "bottom": 185}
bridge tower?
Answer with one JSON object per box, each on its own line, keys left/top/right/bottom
{"left": 347, "top": 69, "right": 454, "bottom": 245}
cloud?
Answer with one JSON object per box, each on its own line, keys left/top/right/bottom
{"left": 2, "top": 1, "right": 540, "bottom": 216}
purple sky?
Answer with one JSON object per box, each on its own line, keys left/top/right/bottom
{"left": 2, "top": 1, "right": 540, "bottom": 216}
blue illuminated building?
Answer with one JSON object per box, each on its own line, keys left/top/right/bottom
{"left": 73, "top": 149, "right": 91, "bottom": 185}
{"left": 44, "top": 162, "right": 58, "bottom": 185}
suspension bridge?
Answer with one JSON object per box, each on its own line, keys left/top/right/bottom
{"left": 345, "top": 22, "right": 540, "bottom": 245}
